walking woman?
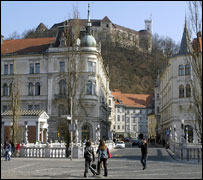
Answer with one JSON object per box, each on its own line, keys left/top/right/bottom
{"left": 84, "top": 141, "right": 97, "bottom": 178}
{"left": 96, "top": 140, "right": 109, "bottom": 177}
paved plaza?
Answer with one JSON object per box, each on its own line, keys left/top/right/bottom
{"left": 1, "top": 147, "right": 202, "bottom": 179}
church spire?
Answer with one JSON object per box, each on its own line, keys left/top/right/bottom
{"left": 178, "top": 18, "right": 191, "bottom": 55}
{"left": 86, "top": 2, "right": 92, "bottom": 35}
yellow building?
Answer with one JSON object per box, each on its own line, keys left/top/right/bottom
{"left": 147, "top": 112, "right": 157, "bottom": 143}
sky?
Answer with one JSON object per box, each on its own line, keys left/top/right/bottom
{"left": 1, "top": 1, "right": 189, "bottom": 44}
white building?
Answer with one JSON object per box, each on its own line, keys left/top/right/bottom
{"left": 112, "top": 90, "right": 153, "bottom": 139}
{"left": 1, "top": 4, "right": 111, "bottom": 143}
{"left": 156, "top": 22, "right": 202, "bottom": 145}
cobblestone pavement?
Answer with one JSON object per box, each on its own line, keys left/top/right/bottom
{"left": 1, "top": 147, "right": 202, "bottom": 179}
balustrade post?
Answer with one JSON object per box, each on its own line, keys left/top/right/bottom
{"left": 187, "top": 149, "right": 189, "bottom": 161}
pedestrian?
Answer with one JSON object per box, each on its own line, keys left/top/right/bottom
{"left": 4, "top": 141, "right": 12, "bottom": 161}
{"left": 84, "top": 141, "right": 97, "bottom": 178}
{"left": 140, "top": 138, "right": 148, "bottom": 170}
{"left": 96, "top": 140, "right": 109, "bottom": 177}
{"left": 16, "top": 143, "right": 21, "bottom": 157}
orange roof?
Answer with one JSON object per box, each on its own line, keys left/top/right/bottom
{"left": 112, "top": 90, "right": 153, "bottom": 108}
{"left": 1, "top": 37, "right": 55, "bottom": 55}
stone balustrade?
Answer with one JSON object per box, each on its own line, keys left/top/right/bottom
{"left": 1, "top": 142, "right": 115, "bottom": 159}
{"left": 169, "top": 140, "right": 202, "bottom": 162}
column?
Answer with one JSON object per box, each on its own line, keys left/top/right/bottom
{"left": 36, "top": 122, "right": 40, "bottom": 142}
{"left": 24, "top": 121, "right": 28, "bottom": 144}
{"left": 41, "top": 129, "right": 44, "bottom": 143}
{"left": 1, "top": 121, "right": 5, "bottom": 144}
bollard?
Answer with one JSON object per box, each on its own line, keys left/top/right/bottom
{"left": 181, "top": 149, "right": 183, "bottom": 160}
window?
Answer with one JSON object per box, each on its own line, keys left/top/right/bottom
{"left": 58, "top": 104, "right": 65, "bottom": 116}
{"left": 117, "top": 115, "right": 120, "bottom": 121}
{"left": 133, "top": 118, "right": 136, "bottom": 123}
{"left": 10, "top": 64, "right": 13, "bottom": 75}
{"left": 179, "top": 85, "right": 184, "bottom": 98}
{"left": 86, "top": 80, "right": 95, "bottom": 95}
{"left": 127, "top": 117, "right": 130, "bottom": 123}
{"left": 60, "top": 61, "right": 65, "bottom": 72}
{"left": 3, "top": 83, "right": 8, "bottom": 96}
{"left": 35, "top": 63, "right": 40, "bottom": 73}
{"left": 34, "top": 105, "right": 40, "bottom": 110}
{"left": 30, "top": 63, "right": 34, "bottom": 74}
{"left": 4, "top": 64, "right": 8, "bottom": 75}
{"left": 185, "top": 64, "right": 191, "bottom": 75}
{"left": 28, "top": 105, "right": 33, "bottom": 110}
{"left": 2, "top": 105, "right": 7, "bottom": 112}
{"left": 186, "top": 84, "right": 191, "bottom": 97}
{"left": 9, "top": 83, "right": 12, "bottom": 96}
{"left": 179, "top": 65, "right": 184, "bottom": 76}
{"left": 157, "top": 106, "right": 160, "bottom": 113}
{"left": 28, "top": 82, "right": 34, "bottom": 96}
{"left": 88, "top": 61, "right": 96, "bottom": 72}
{"left": 59, "top": 80, "right": 66, "bottom": 95}
{"left": 122, "top": 125, "right": 125, "bottom": 130}
{"left": 118, "top": 125, "right": 120, "bottom": 130}
{"left": 35, "top": 82, "right": 40, "bottom": 96}
{"left": 157, "top": 93, "right": 159, "bottom": 100}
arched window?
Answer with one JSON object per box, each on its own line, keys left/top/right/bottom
{"left": 179, "top": 65, "right": 184, "bottom": 76}
{"left": 186, "top": 84, "right": 191, "bottom": 97}
{"left": 35, "top": 82, "right": 40, "bottom": 96}
{"left": 185, "top": 64, "right": 191, "bottom": 75}
{"left": 28, "top": 82, "right": 34, "bottom": 96}
{"left": 179, "top": 85, "right": 184, "bottom": 98}
{"left": 59, "top": 79, "right": 66, "bottom": 96}
{"left": 86, "top": 80, "right": 96, "bottom": 95}
{"left": 184, "top": 125, "right": 193, "bottom": 143}
{"left": 58, "top": 104, "right": 65, "bottom": 116}
{"left": 3, "top": 83, "right": 8, "bottom": 96}
{"left": 9, "top": 83, "right": 12, "bottom": 96}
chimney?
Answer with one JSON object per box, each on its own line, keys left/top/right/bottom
{"left": 197, "top": 31, "right": 201, "bottom": 38}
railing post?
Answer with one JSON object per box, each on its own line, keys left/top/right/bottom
{"left": 181, "top": 148, "right": 183, "bottom": 160}
{"left": 197, "top": 149, "right": 200, "bottom": 163}
{"left": 187, "top": 149, "right": 189, "bottom": 161}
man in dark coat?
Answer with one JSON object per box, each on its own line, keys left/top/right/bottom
{"left": 84, "top": 141, "right": 97, "bottom": 177}
{"left": 140, "top": 139, "right": 148, "bottom": 170}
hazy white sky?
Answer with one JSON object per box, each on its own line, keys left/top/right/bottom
{"left": 1, "top": 1, "right": 189, "bottom": 44}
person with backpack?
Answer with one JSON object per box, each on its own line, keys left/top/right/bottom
{"left": 96, "top": 140, "right": 110, "bottom": 177}
{"left": 84, "top": 141, "right": 97, "bottom": 178}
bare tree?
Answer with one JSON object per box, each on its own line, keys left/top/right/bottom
{"left": 10, "top": 62, "right": 23, "bottom": 148}
{"left": 186, "top": 1, "right": 202, "bottom": 143}
{"left": 56, "top": 3, "right": 87, "bottom": 147}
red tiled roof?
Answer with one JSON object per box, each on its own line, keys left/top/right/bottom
{"left": 112, "top": 90, "right": 153, "bottom": 108}
{"left": 1, "top": 37, "right": 55, "bottom": 55}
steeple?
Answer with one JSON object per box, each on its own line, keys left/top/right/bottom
{"left": 178, "top": 17, "right": 191, "bottom": 55}
{"left": 86, "top": 3, "right": 92, "bottom": 35}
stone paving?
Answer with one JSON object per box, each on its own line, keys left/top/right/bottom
{"left": 1, "top": 147, "right": 202, "bottom": 179}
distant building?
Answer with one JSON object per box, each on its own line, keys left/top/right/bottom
{"left": 147, "top": 112, "right": 157, "bottom": 142}
{"left": 112, "top": 90, "right": 154, "bottom": 139}
{"left": 48, "top": 16, "right": 152, "bottom": 52}
{"left": 36, "top": 23, "right": 48, "bottom": 32}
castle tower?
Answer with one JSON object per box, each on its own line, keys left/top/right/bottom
{"left": 145, "top": 15, "right": 152, "bottom": 34}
